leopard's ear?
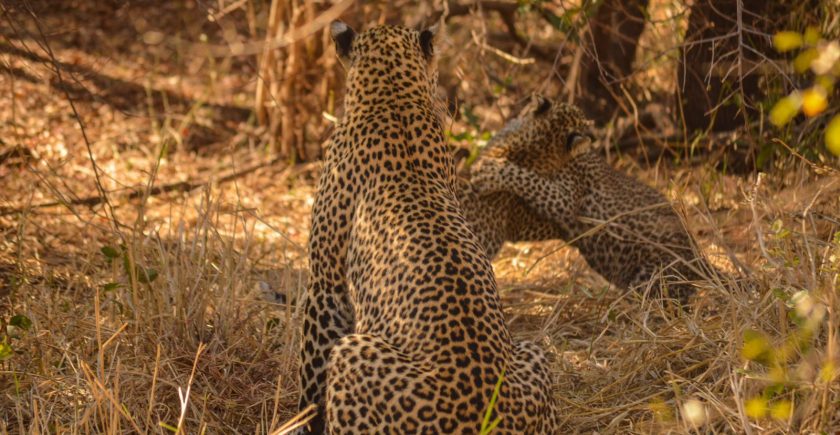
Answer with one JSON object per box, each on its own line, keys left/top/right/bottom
{"left": 565, "top": 132, "right": 586, "bottom": 150}
{"left": 566, "top": 132, "right": 595, "bottom": 156}
{"left": 331, "top": 21, "right": 356, "bottom": 61}
{"left": 419, "top": 23, "right": 440, "bottom": 60}
{"left": 533, "top": 95, "right": 551, "bottom": 116}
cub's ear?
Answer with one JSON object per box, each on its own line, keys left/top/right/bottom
{"left": 419, "top": 24, "right": 439, "bottom": 59}
{"left": 566, "top": 132, "right": 595, "bottom": 156}
{"left": 565, "top": 132, "right": 586, "bottom": 151}
{"left": 533, "top": 95, "right": 551, "bottom": 116}
{"left": 331, "top": 20, "right": 356, "bottom": 60}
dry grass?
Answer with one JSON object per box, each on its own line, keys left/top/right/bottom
{"left": 2, "top": 1, "right": 839, "bottom": 434}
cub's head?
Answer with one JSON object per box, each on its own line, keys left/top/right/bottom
{"left": 481, "top": 95, "right": 593, "bottom": 176}
{"left": 330, "top": 21, "right": 440, "bottom": 103}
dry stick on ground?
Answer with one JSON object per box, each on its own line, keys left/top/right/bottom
{"left": 0, "top": 155, "right": 298, "bottom": 216}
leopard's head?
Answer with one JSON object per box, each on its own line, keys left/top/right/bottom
{"left": 481, "top": 95, "right": 593, "bottom": 176}
{"left": 331, "top": 21, "right": 441, "bottom": 107}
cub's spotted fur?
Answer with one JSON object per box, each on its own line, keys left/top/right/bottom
{"left": 465, "top": 96, "right": 718, "bottom": 303}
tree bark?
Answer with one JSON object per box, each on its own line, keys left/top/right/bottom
{"left": 677, "top": 0, "right": 803, "bottom": 133}
{"left": 579, "top": 0, "right": 649, "bottom": 122}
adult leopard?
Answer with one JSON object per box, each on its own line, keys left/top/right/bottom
{"left": 296, "top": 22, "right": 560, "bottom": 434}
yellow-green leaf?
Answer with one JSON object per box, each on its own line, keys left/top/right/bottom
{"left": 769, "top": 366, "right": 787, "bottom": 384}
{"left": 769, "top": 93, "right": 802, "bottom": 127}
{"left": 793, "top": 48, "right": 819, "bottom": 73}
{"left": 803, "top": 26, "right": 821, "bottom": 46}
{"left": 0, "top": 342, "right": 12, "bottom": 361}
{"left": 745, "top": 397, "right": 768, "bottom": 420}
{"left": 826, "top": 114, "right": 840, "bottom": 157}
{"left": 770, "top": 400, "right": 792, "bottom": 421}
{"left": 801, "top": 87, "right": 827, "bottom": 117}
{"left": 815, "top": 75, "right": 836, "bottom": 93}
{"left": 773, "top": 31, "right": 803, "bottom": 53}
{"left": 648, "top": 398, "right": 674, "bottom": 422}
{"left": 820, "top": 361, "right": 837, "bottom": 382}
{"left": 159, "top": 422, "right": 178, "bottom": 433}
{"left": 741, "top": 330, "right": 773, "bottom": 363}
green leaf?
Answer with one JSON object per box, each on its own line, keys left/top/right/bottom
{"left": 10, "top": 315, "right": 32, "bottom": 330}
{"left": 100, "top": 245, "right": 120, "bottom": 260}
{"left": 820, "top": 361, "right": 836, "bottom": 383}
{"left": 447, "top": 131, "right": 474, "bottom": 142}
{"left": 763, "top": 383, "right": 785, "bottom": 398}
{"left": 138, "top": 268, "right": 159, "bottom": 284}
{"left": 741, "top": 329, "right": 773, "bottom": 365}
{"left": 0, "top": 342, "right": 13, "bottom": 361}
{"left": 122, "top": 252, "right": 133, "bottom": 279}
{"left": 769, "top": 93, "right": 802, "bottom": 127}
{"left": 803, "top": 26, "right": 821, "bottom": 46}
{"left": 543, "top": 11, "right": 566, "bottom": 31}
{"left": 793, "top": 48, "right": 819, "bottom": 73}
{"left": 158, "top": 422, "right": 178, "bottom": 433}
{"left": 815, "top": 75, "right": 835, "bottom": 94}
{"left": 756, "top": 142, "right": 775, "bottom": 169}
{"left": 461, "top": 106, "right": 480, "bottom": 129}
{"left": 825, "top": 114, "right": 840, "bottom": 157}
{"left": 773, "top": 31, "right": 803, "bottom": 53}
{"left": 745, "top": 396, "right": 768, "bottom": 419}
{"left": 770, "top": 400, "right": 792, "bottom": 420}
{"left": 771, "top": 288, "right": 789, "bottom": 302}
{"left": 480, "top": 367, "right": 506, "bottom": 434}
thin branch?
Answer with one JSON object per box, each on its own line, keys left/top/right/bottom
{"left": 442, "top": 1, "right": 555, "bottom": 61}
{"left": 0, "top": 155, "right": 297, "bottom": 216}
{"left": 25, "top": 1, "right": 124, "bottom": 241}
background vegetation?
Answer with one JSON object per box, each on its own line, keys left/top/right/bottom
{"left": 1, "top": 0, "right": 839, "bottom": 433}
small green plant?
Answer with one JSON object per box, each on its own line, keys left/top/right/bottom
{"left": 101, "top": 244, "right": 159, "bottom": 285}
{"left": 0, "top": 340, "right": 13, "bottom": 361}
{"left": 447, "top": 105, "right": 493, "bottom": 168}
{"left": 480, "top": 367, "right": 506, "bottom": 434}
{"left": 158, "top": 421, "right": 179, "bottom": 433}
{"left": 0, "top": 313, "right": 33, "bottom": 361}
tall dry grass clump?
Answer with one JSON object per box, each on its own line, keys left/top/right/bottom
{"left": 1, "top": 191, "right": 306, "bottom": 433}
{"left": 510, "top": 171, "right": 840, "bottom": 432}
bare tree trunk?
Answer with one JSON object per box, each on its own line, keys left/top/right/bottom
{"left": 677, "top": 0, "right": 804, "bottom": 133}
{"left": 278, "top": 2, "right": 302, "bottom": 160}
{"left": 579, "top": 0, "right": 649, "bottom": 122}
{"left": 254, "top": 0, "right": 284, "bottom": 129}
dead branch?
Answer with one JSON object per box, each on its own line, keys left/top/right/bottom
{"left": 442, "top": 1, "right": 555, "bottom": 61}
{"left": 0, "top": 156, "right": 305, "bottom": 217}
